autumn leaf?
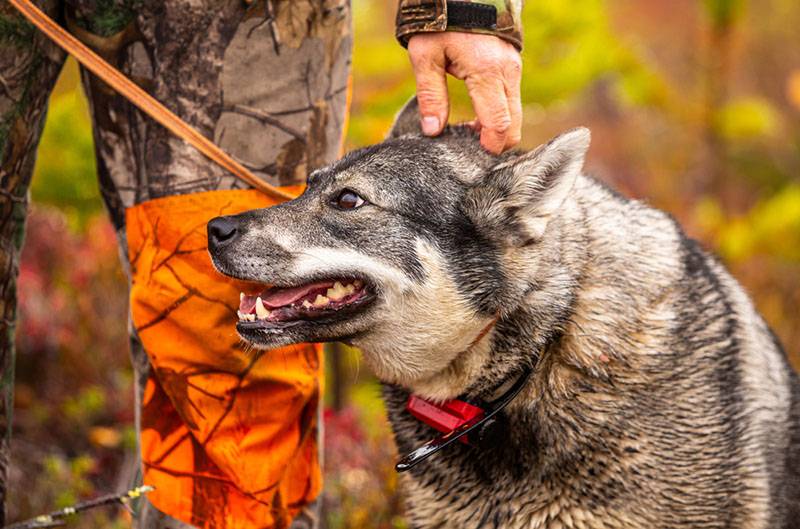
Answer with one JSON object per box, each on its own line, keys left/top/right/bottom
{"left": 275, "top": 0, "right": 315, "bottom": 49}
{"left": 788, "top": 70, "right": 800, "bottom": 112}
{"left": 88, "top": 426, "right": 122, "bottom": 448}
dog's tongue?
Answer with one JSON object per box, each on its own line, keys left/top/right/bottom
{"left": 260, "top": 281, "right": 333, "bottom": 308}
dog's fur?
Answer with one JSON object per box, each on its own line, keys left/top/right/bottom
{"left": 209, "top": 98, "right": 800, "bottom": 528}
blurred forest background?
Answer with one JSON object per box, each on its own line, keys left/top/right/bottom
{"left": 6, "top": 0, "right": 800, "bottom": 527}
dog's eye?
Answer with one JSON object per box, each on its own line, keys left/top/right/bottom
{"left": 332, "top": 189, "right": 366, "bottom": 210}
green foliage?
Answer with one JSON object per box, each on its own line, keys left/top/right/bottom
{"left": 715, "top": 97, "right": 780, "bottom": 140}
{"left": 347, "top": 1, "right": 416, "bottom": 146}
{"left": 521, "top": 0, "right": 625, "bottom": 104}
{"left": 63, "top": 386, "right": 107, "bottom": 425}
{"left": 42, "top": 453, "right": 94, "bottom": 508}
{"left": 32, "top": 87, "right": 103, "bottom": 231}
{"left": 121, "top": 425, "right": 138, "bottom": 451}
{"left": 702, "top": 0, "right": 747, "bottom": 30}
{"left": 714, "top": 184, "right": 800, "bottom": 263}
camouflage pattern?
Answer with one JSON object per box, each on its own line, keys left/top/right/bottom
{"left": 396, "top": 0, "right": 523, "bottom": 49}
{"left": 0, "top": 1, "right": 352, "bottom": 527}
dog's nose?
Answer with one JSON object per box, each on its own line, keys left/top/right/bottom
{"left": 208, "top": 216, "right": 239, "bottom": 249}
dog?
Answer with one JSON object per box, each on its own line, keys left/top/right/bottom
{"left": 208, "top": 98, "right": 800, "bottom": 528}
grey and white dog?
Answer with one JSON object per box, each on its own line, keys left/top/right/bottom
{"left": 208, "top": 98, "right": 800, "bottom": 528}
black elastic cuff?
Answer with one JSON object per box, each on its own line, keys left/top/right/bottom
{"left": 446, "top": 1, "right": 497, "bottom": 30}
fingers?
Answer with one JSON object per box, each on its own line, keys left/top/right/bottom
{"left": 406, "top": 32, "right": 523, "bottom": 151}
{"left": 466, "top": 75, "right": 512, "bottom": 154}
{"left": 466, "top": 51, "right": 522, "bottom": 154}
{"left": 504, "top": 55, "right": 523, "bottom": 150}
{"left": 408, "top": 35, "right": 450, "bottom": 136}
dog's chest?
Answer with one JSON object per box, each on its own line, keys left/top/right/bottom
{"left": 403, "top": 475, "right": 637, "bottom": 529}
{"left": 390, "top": 414, "right": 642, "bottom": 527}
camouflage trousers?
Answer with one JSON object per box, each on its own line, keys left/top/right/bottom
{"left": 0, "top": 0, "right": 352, "bottom": 527}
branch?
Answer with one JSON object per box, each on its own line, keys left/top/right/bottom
{"left": 2, "top": 485, "right": 155, "bottom": 529}
{"left": 227, "top": 104, "right": 307, "bottom": 143}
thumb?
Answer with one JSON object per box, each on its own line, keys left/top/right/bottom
{"left": 408, "top": 37, "right": 449, "bottom": 136}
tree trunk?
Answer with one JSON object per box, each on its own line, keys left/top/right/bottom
{"left": 0, "top": 2, "right": 65, "bottom": 523}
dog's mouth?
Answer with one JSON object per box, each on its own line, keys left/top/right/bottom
{"left": 236, "top": 278, "right": 374, "bottom": 334}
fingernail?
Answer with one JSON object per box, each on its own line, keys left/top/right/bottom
{"left": 421, "top": 116, "right": 440, "bottom": 136}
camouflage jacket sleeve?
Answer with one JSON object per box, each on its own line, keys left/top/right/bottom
{"left": 395, "top": 0, "right": 523, "bottom": 50}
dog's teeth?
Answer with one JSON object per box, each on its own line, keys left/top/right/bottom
{"left": 240, "top": 292, "right": 244, "bottom": 301}
{"left": 344, "top": 283, "right": 355, "bottom": 295}
{"left": 313, "top": 294, "right": 329, "bottom": 307}
{"left": 246, "top": 314, "right": 256, "bottom": 321}
{"left": 237, "top": 310, "right": 245, "bottom": 319}
{"left": 255, "top": 297, "right": 270, "bottom": 319}
{"left": 327, "top": 282, "right": 348, "bottom": 301}
{"left": 302, "top": 300, "right": 312, "bottom": 309}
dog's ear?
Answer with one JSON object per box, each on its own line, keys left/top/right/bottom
{"left": 388, "top": 97, "right": 422, "bottom": 138}
{"left": 467, "top": 127, "right": 590, "bottom": 245}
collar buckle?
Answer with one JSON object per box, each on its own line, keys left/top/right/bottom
{"left": 406, "top": 396, "right": 486, "bottom": 446}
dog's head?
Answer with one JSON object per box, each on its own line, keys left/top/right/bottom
{"left": 209, "top": 98, "right": 589, "bottom": 389}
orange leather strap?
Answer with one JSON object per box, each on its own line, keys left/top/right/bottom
{"left": 8, "top": 0, "right": 296, "bottom": 202}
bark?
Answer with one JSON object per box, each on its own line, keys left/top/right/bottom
{"left": 0, "top": 3, "right": 65, "bottom": 524}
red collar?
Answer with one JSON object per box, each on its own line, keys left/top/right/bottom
{"left": 406, "top": 394, "right": 486, "bottom": 445}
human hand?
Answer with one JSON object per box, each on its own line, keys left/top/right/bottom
{"left": 407, "top": 32, "right": 522, "bottom": 154}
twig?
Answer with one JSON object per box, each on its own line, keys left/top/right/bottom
{"left": 2, "top": 485, "right": 155, "bottom": 529}
{"left": 228, "top": 104, "right": 307, "bottom": 143}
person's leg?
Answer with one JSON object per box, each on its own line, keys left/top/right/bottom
{"left": 68, "top": 1, "right": 352, "bottom": 527}
{"left": 0, "top": 2, "right": 65, "bottom": 523}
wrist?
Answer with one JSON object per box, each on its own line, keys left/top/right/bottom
{"left": 396, "top": 0, "right": 523, "bottom": 51}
